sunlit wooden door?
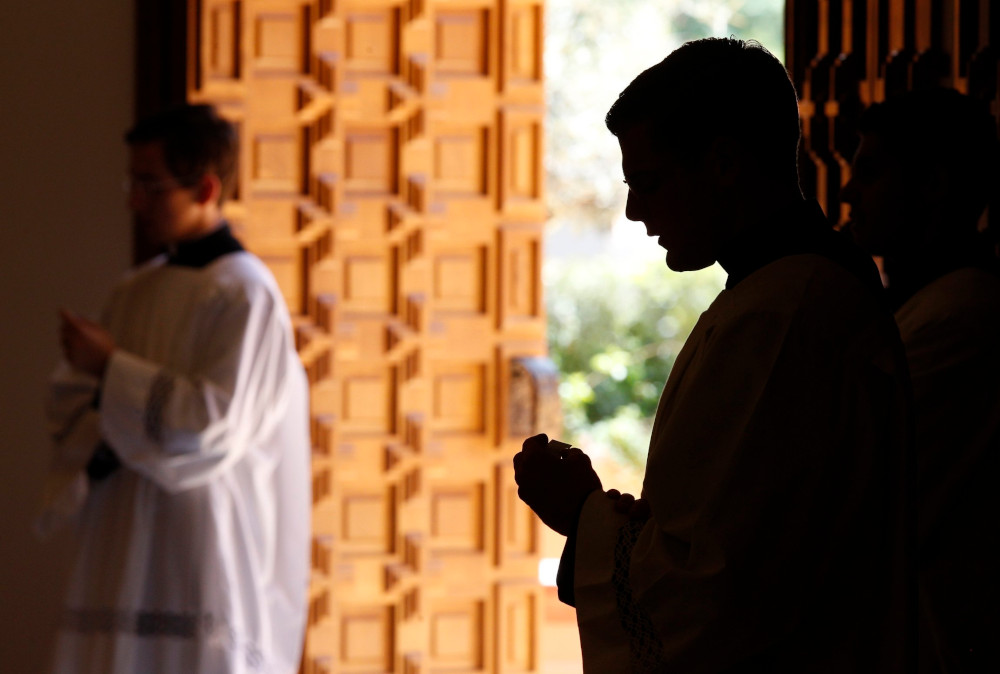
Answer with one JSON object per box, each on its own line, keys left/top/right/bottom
{"left": 786, "top": 0, "right": 999, "bottom": 227}
{"left": 185, "top": 0, "right": 550, "bottom": 671}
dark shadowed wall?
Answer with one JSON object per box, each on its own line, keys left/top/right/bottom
{"left": 0, "top": 2, "right": 133, "bottom": 671}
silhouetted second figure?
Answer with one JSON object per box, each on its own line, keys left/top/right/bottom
{"left": 844, "top": 88, "right": 1000, "bottom": 674}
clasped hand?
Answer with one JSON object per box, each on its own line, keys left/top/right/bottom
{"left": 513, "top": 433, "right": 603, "bottom": 536}
{"left": 58, "top": 309, "right": 115, "bottom": 379}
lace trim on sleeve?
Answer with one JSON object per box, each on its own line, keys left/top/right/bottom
{"left": 613, "top": 519, "right": 665, "bottom": 672}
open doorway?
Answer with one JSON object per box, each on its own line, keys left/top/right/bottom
{"left": 537, "top": 2, "right": 784, "bottom": 668}
{"left": 541, "top": 0, "right": 785, "bottom": 529}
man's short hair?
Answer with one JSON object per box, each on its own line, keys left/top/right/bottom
{"left": 606, "top": 37, "right": 800, "bottom": 181}
{"left": 859, "top": 88, "right": 998, "bottom": 222}
{"left": 126, "top": 104, "right": 238, "bottom": 203}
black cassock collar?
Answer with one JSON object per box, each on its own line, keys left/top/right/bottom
{"left": 167, "top": 222, "right": 245, "bottom": 268}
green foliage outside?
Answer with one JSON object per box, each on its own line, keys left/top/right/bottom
{"left": 543, "top": 0, "right": 783, "bottom": 470}
{"left": 545, "top": 259, "right": 725, "bottom": 470}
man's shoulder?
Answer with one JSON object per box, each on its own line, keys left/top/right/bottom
{"left": 907, "top": 267, "right": 1000, "bottom": 310}
{"left": 117, "top": 252, "right": 283, "bottom": 307}
{"left": 203, "top": 252, "right": 286, "bottom": 305}
{"left": 715, "top": 253, "right": 899, "bottom": 357}
{"left": 208, "top": 251, "right": 274, "bottom": 281}
{"left": 897, "top": 267, "right": 1000, "bottom": 338}
{"left": 123, "top": 253, "right": 168, "bottom": 277}
{"left": 110, "top": 255, "right": 169, "bottom": 293}
{"left": 733, "top": 253, "right": 880, "bottom": 314}
{"left": 117, "top": 252, "right": 272, "bottom": 291}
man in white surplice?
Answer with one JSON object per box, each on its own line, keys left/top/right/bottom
{"left": 843, "top": 88, "right": 1000, "bottom": 674}
{"left": 39, "top": 104, "right": 311, "bottom": 673}
{"left": 514, "top": 39, "right": 914, "bottom": 672}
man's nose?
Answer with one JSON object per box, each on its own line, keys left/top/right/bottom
{"left": 624, "top": 191, "right": 641, "bottom": 222}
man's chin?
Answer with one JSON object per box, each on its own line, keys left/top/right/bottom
{"left": 665, "top": 251, "right": 714, "bottom": 272}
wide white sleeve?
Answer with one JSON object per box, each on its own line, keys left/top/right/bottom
{"left": 98, "top": 281, "right": 295, "bottom": 492}
{"left": 36, "top": 361, "right": 102, "bottom": 537}
{"left": 572, "top": 305, "right": 908, "bottom": 672}
{"left": 569, "top": 491, "right": 633, "bottom": 671}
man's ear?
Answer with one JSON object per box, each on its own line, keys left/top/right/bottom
{"left": 706, "top": 136, "right": 741, "bottom": 186}
{"left": 194, "top": 173, "right": 223, "bottom": 206}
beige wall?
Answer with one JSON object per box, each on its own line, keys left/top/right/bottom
{"left": 0, "top": 2, "right": 133, "bottom": 671}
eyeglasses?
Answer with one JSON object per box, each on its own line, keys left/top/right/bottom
{"left": 122, "top": 176, "right": 196, "bottom": 197}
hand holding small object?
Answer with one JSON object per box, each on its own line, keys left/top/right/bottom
{"left": 58, "top": 309, "right": 115, "bottom": 379}
{"left": 513, "top": 433, "right": 602, "bottom": 536}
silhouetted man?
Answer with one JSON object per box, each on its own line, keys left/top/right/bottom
{"left": 843, "top": 88, "right": 1000, "bottom": 673}
{"left": 515, "top": 38, "right": 913, "bottom": 672}
{"left": 39, "top": 104, "right": 310, "bottom": 673}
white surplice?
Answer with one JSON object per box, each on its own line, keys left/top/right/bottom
{"left": 895, "top": 267, "right": 1000, "bottom": 672}
{"left": 40, "top": 252, "right": 311, "bottom": 674}
{"left": 570, "top": 254, "right": 912, "bottom": 673}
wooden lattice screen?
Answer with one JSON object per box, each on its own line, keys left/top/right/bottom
{"left": 181, "top": 1, "right": 553, "bottom": 671}
{"left": 786, "top": 0, "right": 999, "bottom": 227}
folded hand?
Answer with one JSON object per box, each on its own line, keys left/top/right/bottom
{"left": 513, "top": 434, "right": 602, "bottom": 536}
{"left": 605, "top": 489, "right": 651, "bottom": 520}
{"left": 59, "top": 309, "right": 114, "bottom": 379}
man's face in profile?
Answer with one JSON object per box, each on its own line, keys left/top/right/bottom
{"left": 126, "top": 141, "right": 202, "bottom": 246}
{"left": 842, "top": 133, "right": 909, "bottom": 257}
{"left": 620, "top": 122, "right": 717, "bottom": 271}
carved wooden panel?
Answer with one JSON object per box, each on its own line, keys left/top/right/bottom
{"left": 188, "top": 0, "right": 547, "bottom": 670}
{"left": 787, "top": 0, "right": 1000, "bottom": 226}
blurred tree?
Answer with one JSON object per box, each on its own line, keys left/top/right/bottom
{"left": 545, "top": 259, "right": 725, "bottom": 469}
